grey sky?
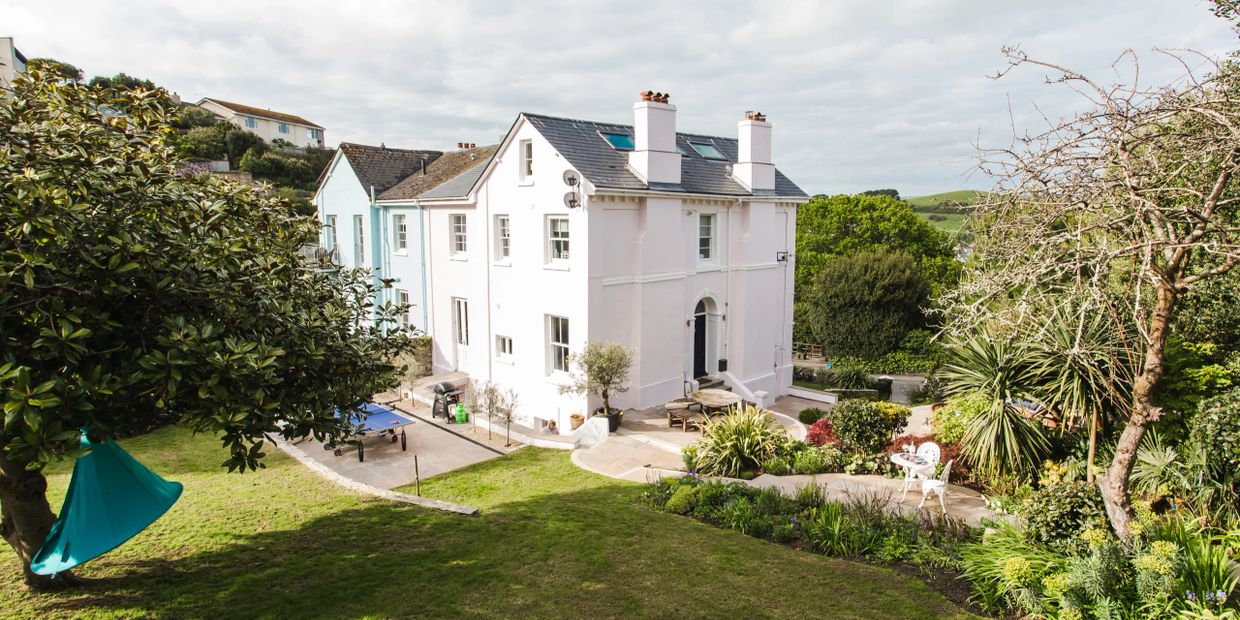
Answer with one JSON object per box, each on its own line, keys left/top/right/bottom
{"left": 6, "top": 1, "right": 1236, "bottom": 196}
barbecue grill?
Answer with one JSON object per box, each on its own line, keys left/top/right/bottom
{"left": 432, "top": 382, "right": 464, "bottom": 421}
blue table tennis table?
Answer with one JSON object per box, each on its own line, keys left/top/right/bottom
{"left": 325, "top": 402, "right": 415, "bottom": 462}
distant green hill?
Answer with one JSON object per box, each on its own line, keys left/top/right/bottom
{"left": 905, "top": 190, "right": 988, "bottom": 210}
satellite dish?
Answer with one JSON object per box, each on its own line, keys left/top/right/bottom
{"left": 562, "top": 169, "right": 580, "bottom": 187}
{"left": 563, "top": 192, "right": 581, "bottom": 209}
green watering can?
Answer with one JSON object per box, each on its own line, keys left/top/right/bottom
{"left": 454, "top": 403, "right": 468, "bottom": 424}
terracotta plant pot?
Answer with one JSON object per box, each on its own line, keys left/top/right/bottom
{"left": 569, "top": 413, "right": 585, "bottom": 430}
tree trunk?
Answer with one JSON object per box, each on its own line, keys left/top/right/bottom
{"left": 0, "top": 448, "right": 80, "bottom": 590}
{"left": 1100, "top": 283, "right": 1175, "bottom": 538}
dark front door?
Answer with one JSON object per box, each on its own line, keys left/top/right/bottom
{"left": 693, "top": 313, "right": 707, "bottom": 379}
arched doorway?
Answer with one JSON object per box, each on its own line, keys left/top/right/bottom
{"left": 692, "top": 296, "right": 721, "bottom": 380}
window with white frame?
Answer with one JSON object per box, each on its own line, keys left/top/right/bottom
{"left": 450, "top": 214, "right": 467, "bottom": 256}
{"left": 495, "top": 215, "right": 511, "bottom": 260}
{"left": 244, "top": 116, "right": 258, "bottom": 129}
{"left": 548, "top": 315, "right": 569, "bottom": 373}
{"left": 353, "top": 215, "right": 365, "bottom": 265}
{"left": 393, "top": 214, "right": 407, "bottom": 253}
{"left": 278, "top": 122, "right": 289, "bottom": 134}
{"left": 396, "top": 289, "right": 411, "bottom": 328}
{"left": 453, "top": 298, "right": 469, "bottom": 346}
{"left": 496, "top": 335, "right": 513, "bottom": 358}
{"left": 547, "top": 216, "right": 569, "bottom": 262}
{"left": 324, "top": 215, "right": 337, "bottom": 252}
{"left": 698, "top": 214, "right": 715, "bottom": 261}
{"left": 519, "top": 140, "right": 533, "bottom": 180}
{"left": 309, "top": 128, "right": 321, "bottom": 140}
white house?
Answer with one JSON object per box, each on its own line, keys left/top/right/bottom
{"left": 196, "top": 97, "right": 326, "bottom": 148}
{"left": 315, "top": 92, "right": 808, "bottom": 434}
{"left": 0, "top": 37, "right": 27, "bottom": 89}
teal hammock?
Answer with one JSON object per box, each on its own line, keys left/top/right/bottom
{"left": 30, "top": 429, "right": 183, "bottom": 576}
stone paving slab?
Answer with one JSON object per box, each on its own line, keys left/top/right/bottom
{"left": 294, "top": 408, "right": 503, "bottom": 489}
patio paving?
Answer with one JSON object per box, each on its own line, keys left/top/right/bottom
{"left": 572, "top": 395, "right": 996, "bottom": 525}
{"left": 288, "top": 401, "right": 508, "bottom": 489}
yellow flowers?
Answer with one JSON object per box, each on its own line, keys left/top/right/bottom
{"left": 1042, "top": 572, "right": 1071, "bottom": 597}
{"left": 1002, "top": 556, "right": 1035, "bottom": 586}
{"left": 1080, "top": 526, "right": 1108, "bottom": 550}
{"left": 1149, "top": 540, "right": 1178, "bottom": 559}
{"left": 1133, "top": 553, "right": 1174, "bottom": 576}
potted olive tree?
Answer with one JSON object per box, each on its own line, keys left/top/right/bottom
{"left": 560, "top": 341, "right": 635, "bottom": 433}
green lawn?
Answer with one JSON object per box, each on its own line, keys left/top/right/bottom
{"left": 917, "top": 211, "right": 968, "bottom": 233}
{"left": 1, "top": 427, "right": 974, "bottom": 619}
{"left": 905, "top": 190, "right": 987, "bottom": 208}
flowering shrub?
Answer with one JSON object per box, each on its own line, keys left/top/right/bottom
{"left": 828, "top": 399, "right": 909, "bottom": 455}
{"left": 1018, "top": 480, "right": 1107, "bottom": 551}
{"left": 806, "top": 419, "right": 837, "bottom": 446}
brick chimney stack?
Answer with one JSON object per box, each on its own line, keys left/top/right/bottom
{"left": 629, "top": 90, "right": 681, "bottom": 185}
{"left": 733, "top": 111, "right": 774, "bottom": 191}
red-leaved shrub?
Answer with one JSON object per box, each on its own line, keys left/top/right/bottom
{"left": 807, "top": 419, "right": 837, "bottom": 447}
{"left": 884, "top": 433, "right": 971, "bottom": 485}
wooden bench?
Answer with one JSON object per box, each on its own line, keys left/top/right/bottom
{"left": 665, "top": 399, "right": 703, "bottom": 431}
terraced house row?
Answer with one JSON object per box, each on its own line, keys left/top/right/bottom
{"left": 313, "top": 92, "right": 809, "bottom": 434}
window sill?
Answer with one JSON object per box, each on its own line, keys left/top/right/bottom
{"left": 518, "top": 179, "right": 535, "bottom": 187}
{"left": 696, "top": 262, "right": 721, "bottom": 273}
{"left": 543, "top": 261, "right": 570, "bottom": 272}
{"left": 394, "top": 250, "right": 408, "bottom": 256}
{"left": 449, "top": 254, "right": 468, "bottom": 262}
{"left": 496, "top": 356, "right": 515, "bottom": 366}
{"left": 493, "top": 260, "right": 512, "bottom": 268}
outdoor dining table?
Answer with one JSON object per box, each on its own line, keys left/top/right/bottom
{"left": 889, "top": 452, "right": 930, "bottom": 472}
{"left": 689, "top": 388, "right": 743, "bottom": 414}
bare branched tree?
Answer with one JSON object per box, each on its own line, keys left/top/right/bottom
{"left": 942, "top": 47, "right": 1240, "bottom": 536}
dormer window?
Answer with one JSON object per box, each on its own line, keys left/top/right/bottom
{"left": 690, "top": 142, "right": 726, "bottom": 160}
{"left": 600, "top": 132, "right": 635, "bottom": 151}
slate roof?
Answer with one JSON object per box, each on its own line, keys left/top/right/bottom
{"left": 378, "top": 145, "right": 497, "bottom": 201}
{"left": 338, "top": 143, "right": 444, "bottom": 196}
{"left": 522, "top": 113, "right": 807, "bottom": 198}
{"left": 197, "top": 97, "right": 325, "bottom": 129}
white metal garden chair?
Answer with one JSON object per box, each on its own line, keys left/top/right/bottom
{"left": 899, "top": 441, "right": 941, "bottom": 501}
{"left": 917, "top": 459, "right": 954, "bottom": 515}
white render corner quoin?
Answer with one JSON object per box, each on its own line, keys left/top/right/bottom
{"left": 312, "top": 93, "right": 806, "bottom": 434}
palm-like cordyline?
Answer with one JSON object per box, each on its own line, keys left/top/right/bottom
{"left": 1022, "top": 303, "right": 1135, "bottom": 482}
{"left": 941, "top": 332, "right": 1050, "bottom": 480}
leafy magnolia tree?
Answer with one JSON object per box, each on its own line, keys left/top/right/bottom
{"left": 802, "top": 249, "right": 930, "bottom": 359}
{"left": 560, "top": 341, "right": 635, "bottom": 417}
{"left": 24, "top": 58, "right": 84, "bottom": 82}
{"left": 0, "top": 70, "right": 415, "bottom": 588}
{"left": 942, "top": 50, "right": 1240, "bottom": 536}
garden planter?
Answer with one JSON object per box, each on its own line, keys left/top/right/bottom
{"left": 595, "top": 407, "right": 622, "bottom": 433}
{"left": 569, "top": 413, "right": 584, "bottom": 430}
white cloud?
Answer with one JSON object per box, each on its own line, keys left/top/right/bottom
{"left": 6, "top": 0, "right": 1236, "bottom": 195}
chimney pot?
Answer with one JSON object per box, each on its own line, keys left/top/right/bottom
{"left": 641, "top": 90, "right": 654, "bottom": 102}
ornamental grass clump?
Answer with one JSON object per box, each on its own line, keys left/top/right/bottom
{"left": 684, "top": 405, "right": 786, "bottom": 478}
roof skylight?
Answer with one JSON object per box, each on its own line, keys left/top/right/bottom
{"left": 690, "top": 142, "right": 726, "bottom": 159}
{"left": 600, "top": 132, "right": 635, "bottom": 151}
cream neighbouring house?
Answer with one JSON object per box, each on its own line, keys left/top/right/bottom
{"left": 0, "top": 37, "right": 27, "bottom": 89}
{"left": 314, "top": 92, "right": 808, "bottom": 434}
{"left": 196, "top": 97, "right": 326, "bottom": 148}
